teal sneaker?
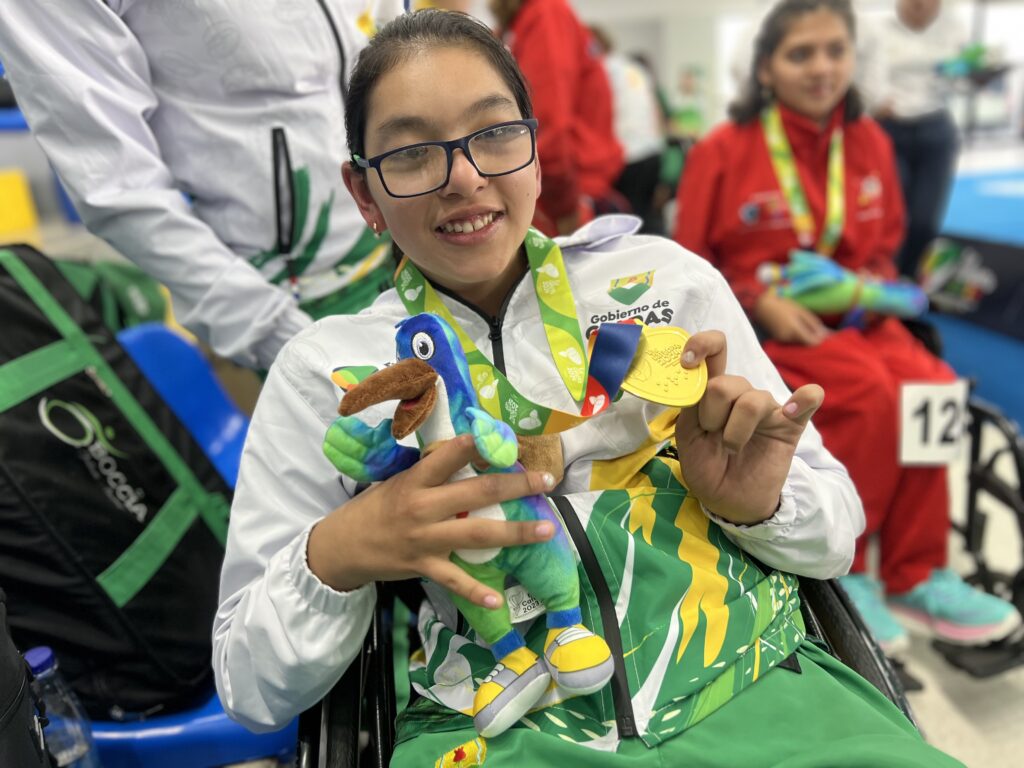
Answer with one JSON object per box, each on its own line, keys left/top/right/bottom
{"left": 888, "top": 568, "right": 1022, "bottom": 646}
{"left": 838, "top": 573, "right": 909, "bottom": 655}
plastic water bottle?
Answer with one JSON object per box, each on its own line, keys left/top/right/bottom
{"left": 24, "top": 646, "right": 102, "bottom": 768}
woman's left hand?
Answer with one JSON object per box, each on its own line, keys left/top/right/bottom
{"left": 674, "top": 330, "right": 824, "bottom": 525}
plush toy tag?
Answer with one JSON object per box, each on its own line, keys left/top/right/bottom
{"left": 505, "top": 584, "right": 547, "bottom": 624}
{"left": 620, "top": 327, "right": 708, "bottom": 407}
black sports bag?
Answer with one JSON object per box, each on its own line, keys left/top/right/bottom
{"left": 0, "top": 245, "right": 230, "bottom": 719}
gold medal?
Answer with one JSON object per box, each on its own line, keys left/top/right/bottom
{"left": 620, "top": 327, "right": 707, "bottom": 407}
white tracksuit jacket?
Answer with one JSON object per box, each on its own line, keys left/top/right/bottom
{"left": 0, "top": 0, "right": 404, "bottom": 368}
{"left": 213, "top": 216, "right": 864, "bottom": 731}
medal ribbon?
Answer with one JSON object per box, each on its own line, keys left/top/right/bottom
{"left": 393, "top": 228, "right": 642, "bottom": 435}
{"left": 762, "top": 104, "right": 845, "bottom": 256}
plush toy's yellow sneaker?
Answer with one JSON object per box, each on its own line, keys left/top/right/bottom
{"left": 543, "top": 624, "right": 614, "bottom": 695}
{"left": 473, "top": 646, "right": 550, "bottom": 738}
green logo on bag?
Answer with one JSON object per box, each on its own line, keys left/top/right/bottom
{"left": 38, "top": 398, "right": 127, "bottom": 457}
{"left": 38, "top": 398, "right": 148, "bottom": 523}
{"left": 608, "top": 271, "right": 654, "bottom": 305}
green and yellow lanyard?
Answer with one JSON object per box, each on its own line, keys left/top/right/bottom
{"left": 392, "top": 228, "right": 642, "bottom": 436}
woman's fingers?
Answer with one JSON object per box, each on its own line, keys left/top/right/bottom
{"left": 421, "top": 558, "right": 505, "bottom": 609}
{"left": 681, "top": 330, "right": 727, "bottom": 379}
{"left": 697, "top": 374, "right": 752, "bottom": 433}
{"left": 429, "top": 517, "right": 555, "bottom": 553}
{"left": 720, "top": 388, "right": 779, "bottom": 452}
{"left": 413, "top": 434, "right": 481, "bottom": 486}
{"left": 418, "top": 468, "right": 556, "bottom": 522}
{"left": 795, "top": 307, "right": 830, "bottom": 345}
{"left": 782, "top": 383, "right": 826, "bottom": 427}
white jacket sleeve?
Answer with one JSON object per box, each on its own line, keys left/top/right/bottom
{"left": 0, "top": 0, "right": 310, "bottom": 368}
{"left": 697, "top": 270, "right": 865, "bottom": 580}
{"left": 213, "top": 353, "right": 374, "bottom": 732}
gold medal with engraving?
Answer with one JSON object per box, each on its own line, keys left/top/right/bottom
{"left": 620, "top": 327, "right": 707, "bottom": 407}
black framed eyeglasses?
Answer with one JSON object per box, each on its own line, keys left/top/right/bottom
{"left": 352, "top": 118, "right": 539, "bottom": 198}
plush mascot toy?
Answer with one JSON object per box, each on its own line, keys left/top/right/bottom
{"left": 322, "top": 313, "right": 614, "bottom": 738}
{"left": 757, "top": 249, "right": 928, "bottom": 326}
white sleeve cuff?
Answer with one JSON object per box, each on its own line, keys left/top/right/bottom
{"left": 699, "top": 481, "right": 795, "bottom": 542}
{"left": 281, "top": 523, "right": 377, "bottom": 616}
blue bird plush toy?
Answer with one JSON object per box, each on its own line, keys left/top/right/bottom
{"left": 322, "top": 313, "right": 614, "bottom": 738}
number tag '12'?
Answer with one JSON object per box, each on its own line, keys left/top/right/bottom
{"left": 899, "top": 380, "right": 969, "bottom": 466}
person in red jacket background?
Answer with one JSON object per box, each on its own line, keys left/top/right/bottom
{"left": 673, "top": 0, "right": 1019, "bottom": 655}
{"left": 491, "top": 0, "right": 625, "bottom": 235}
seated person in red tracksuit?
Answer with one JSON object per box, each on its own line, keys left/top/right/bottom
{"left": 673, "top": 0, "right": 1020, "bottom": 654}
{"left": 491, "top": 0, "right": 625, "bottom": 235}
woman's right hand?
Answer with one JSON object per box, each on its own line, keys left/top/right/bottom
{"left": 754, "top": 290, "right": 831, "bottom": 346}
{"left": 306, "top": 434, "right": 557, "bottom": 609}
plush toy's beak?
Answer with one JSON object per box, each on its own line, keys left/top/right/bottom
{"left": 339, "top": 358, "right": 438, "bottom": 439}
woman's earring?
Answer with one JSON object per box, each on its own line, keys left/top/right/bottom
{"left": 371, "top": 221, "right": 380, "bottom": 237}
{"left": 760, "top": 85, "right": 774, "bottom": 102}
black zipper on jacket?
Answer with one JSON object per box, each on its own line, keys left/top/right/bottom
{"left": 434, "top": 275, "right": 525, "bottom": 374}
{"left": 271, "top": 128, "right": 295, "bottom": 256}
{"left": 315, "top": 0, "right": 348, "bottom": 102}
{"left": 271, "top": 127, "right": 302, "bottom": 296}
{"left": 552, "top": 496, "right": 638, "bottom": 739}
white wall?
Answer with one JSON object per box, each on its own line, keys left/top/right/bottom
{"left": 572, "top": 0, "right": 1016, "bottom": 130}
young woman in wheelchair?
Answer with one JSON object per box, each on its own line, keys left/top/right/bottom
{"left": 673, "top": 0, "right": 1019, "bottom": 656}
{"left": 214, "top": 9, "right": 962, "bottom": 766}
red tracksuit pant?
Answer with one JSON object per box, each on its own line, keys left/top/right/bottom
{"left": 766, "top": 317, "right": 957, "bottom": 594}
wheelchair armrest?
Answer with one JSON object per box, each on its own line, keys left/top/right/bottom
{"left": 798, "top": 577, "right": 916, "bottom": 728}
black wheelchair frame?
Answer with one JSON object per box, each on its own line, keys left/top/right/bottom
{"left": 295, "top": 575, "right": 915, "bottom": 768}
{"left": 932, "top": 398, "right": 1024, "bottom": 676}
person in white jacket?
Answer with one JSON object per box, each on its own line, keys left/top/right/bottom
{"left": 0, "top": 0, "right": 405, "bottom": 370}
{"left": 214, "top": 10, "right": 962, "bottom": 766}
{"left": 857, "top": 0, "right": 966, "bottom": 277}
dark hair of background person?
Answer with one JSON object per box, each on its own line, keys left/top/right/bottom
{"left": 344, "top": 9, "right": 534, "bottom": 163}
{"left": 729, "top": 0, "right": 865, "bottom": 124}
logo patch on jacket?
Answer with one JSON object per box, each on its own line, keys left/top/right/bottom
{"left": 331, "top": 365, "right": 379, "bottom": 391}
{"left": 608, "top": 270, "right": 654, "bottom": 305}
{"left": 737, "top": 191, "right": 788, "bottom": 227}
{"left": 858, "top": 174, "right": 883, "bottom": 207}
{"left": 435, "top": 737, "right": 487, "bottom": 767}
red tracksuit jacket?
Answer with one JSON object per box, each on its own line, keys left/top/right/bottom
{"left": 505, "top": 0, "right": 624, "bottom": 222}
{"left": 674, "top": 102, "right": 956, "bottom": 593}
{"left": 673, "top": 102, "right": 905, "bottom": 316}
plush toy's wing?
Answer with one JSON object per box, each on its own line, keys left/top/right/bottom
{"left": 323, "top": 416, "right": 418, "bottom": 482}
{"left": 780, "top": 250, "right": 850, "bottom": 296}
{"left": 467, "top": 407, "right": 518, "bottom": 470}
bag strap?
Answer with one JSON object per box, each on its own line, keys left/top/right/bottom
{"left": 0, "top": 248, "right": 228, "bottom": 608}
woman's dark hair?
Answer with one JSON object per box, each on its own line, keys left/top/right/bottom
{"left": 728, "top": 0, "right": 864, "bottom": 124}
{"left": 344, "top": 9, "right": 533, "bottom": 163}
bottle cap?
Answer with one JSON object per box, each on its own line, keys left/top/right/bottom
{"left": 24, "top": 646, "right": 56, "bottom": 676}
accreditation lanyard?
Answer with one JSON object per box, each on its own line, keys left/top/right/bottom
{"left": 393, "top": 228, "right": 642, "bottom": 436}
{"left": 761, "top": 104, "right": 845, "bottom": 256}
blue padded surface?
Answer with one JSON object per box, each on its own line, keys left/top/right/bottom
{"left": 942, "top": 170, "right": 1024, "bottom": 247}
{"left": 92, "top": 689, "right": 297, "bottom": 768}
{"left": 117, "top": 323, "right": 248, "bottom": 487}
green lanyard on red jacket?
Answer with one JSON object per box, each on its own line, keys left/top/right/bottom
{"left": 761, "top": 104, "right": 845, "bottom": 256}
